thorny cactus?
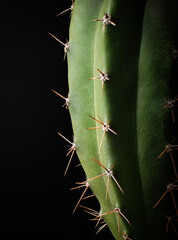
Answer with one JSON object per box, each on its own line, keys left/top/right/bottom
{"left": 50, "top": 0, "right": 178, "bottom": 239}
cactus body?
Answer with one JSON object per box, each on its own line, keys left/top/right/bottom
{"left": 52, "top": 0, "right": 178, "bottom": 239}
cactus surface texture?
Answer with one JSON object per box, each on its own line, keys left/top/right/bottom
{"left": 51, "top": 0, "right": 178, "bottom": 239}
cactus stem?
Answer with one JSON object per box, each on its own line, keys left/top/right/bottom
{"left": 51, "top": 89, "right": 70, "bottom": 109}
{"left": 56, "top": 0, "right": 74, "bottom": 18}
{"left": 71, "top": 181, "right": 90, "bottom": 214}
{"left": 153, "top": 181, "right": 178, "bottom": 215}
{"left": 48, "top": 32, "right": 69, "bottom": 60}
{"left": 89, "top": 69, "right": 109, "bottom": 93}
{"left": 57, "top": 132, "right": 76, "bottom": 176}
{"left": 162, "top": 96, "right": 178, "bottom": 123}
{"left": 87, "top": 115, "right": 117, "bottom": 154}
{"left": 166, "top": 215, "right": 178, "bottom": 237}
{"left": 93, "top": 13, "right": 116, "bottom": 31}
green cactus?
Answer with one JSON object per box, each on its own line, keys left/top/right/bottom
{"left": 51, "top": 0, "right": 178, "bottom": 239}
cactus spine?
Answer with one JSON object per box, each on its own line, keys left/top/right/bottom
{"left": 51, "top": 0, "right": 178, "bottom": 239}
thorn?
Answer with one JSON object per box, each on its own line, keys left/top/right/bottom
{"left": 64, "top": 147, "right": 75, "bottom": 177}
{"left": 89, "top": 69, "right": 109, "bottom": 93}
{"left": 98, "top": 131, "right": 106, "bottom": 154}
{"left": 95, "top": 222, "right": 107, "bottom": 235}
{"left": 121, "top": 231, "right": 132, "bottom": 240}
{"left": 170, "top": 152, "right": 178, "bottom": 179}
{"left": 157, "top": 147, "right": 168, "bottom": 159}
{"left": 171, "top": 108, "right": 175, "bottom": 123}
{"left": 48, "top": 33, "right": 69, "bottom": 60}
{"left": 92, "top": 157, "right": 107, "bottom": 171}
{"left": 79, "top": 205, "right": 101, "bottom": 220}
{"left": 170, "top": 190, "right": 178, "bottom": 216}
{"left": 153, "top": 189, "right": 168, "bottom": 209}
{"left": 87, "top": 115, "right": 118, "bottom": 154}
{"left": 98, "top": 207, "right": 131, "bottom": 239}
{"left": 97, "top": 115, "right": 104, "bottom": 124}
{"left": 89, "top": 115, "right": 103, "bottom": 125}
{"left": 56, "top": 0, "right": 74, "bottom": 18}
{"left": 57, "top": 132, "right": 76, "bottom": 176}
{"left": 153, "top": 181, "right": 178, "bottom": 215}
{"left": 118, "top": 212, "right": 120, "bottom": 240}
{"left": 166, "top": 215, "right": 178, "bottom": 237}
{"left": 93, "top": 13, "right": 116, "bottom": 31}
{"left": 111, "top": 174, "right": 124, "bottom": 194}
{"left": 48, "top": 32, "right": 65, "bottom": 46}
{"left": 75, "top": 163, "right": 82, "bottom": 168}
{"left": 71, "top": 181, "right": 90, "bottom": 214}
{"left": 81, "top": 204, "right": 130, "bottom": 238}
{"left": 105, "top": 175, "right": 110, "bottom": 200}
{"left": 79, "top": 205, "right": 104, "bottom": 233}
{"left": 84, "top": 172, "right": 106, "bottom": 183}
{"left": 86, "top": 158, "right": 124, "bottom": 198}
{"left": 56, "top": 7, "right": 72, "bottom": 17}
{"left": 157, "top": 144, "right": 178, "bottom": 179}
{"left": 82, "top": 193, "right": 95, "bottom": 200}
{"left": 162, "top": 96, "right": 178, "bottom": 123}
{"left": 51, "top": 89, "right": 70, "bottom": 109}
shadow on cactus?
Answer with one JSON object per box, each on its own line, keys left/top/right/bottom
{"left": 50, "top": 0, "right": 178, "bottom": 239}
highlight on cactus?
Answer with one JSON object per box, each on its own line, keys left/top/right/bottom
{"left": 50, "top": 0, "right": 178, "bottom": 239}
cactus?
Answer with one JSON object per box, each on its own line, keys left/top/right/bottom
{"left": 50, "top": 0, "right": 178, "bottom": 239}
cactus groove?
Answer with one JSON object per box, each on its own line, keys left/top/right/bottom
{"left": 51, "top": 0, "right": 178, "bottom": 239}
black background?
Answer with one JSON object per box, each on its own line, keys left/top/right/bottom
{"left": 0, "top": 2, "right": 112, "bottom": 240}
